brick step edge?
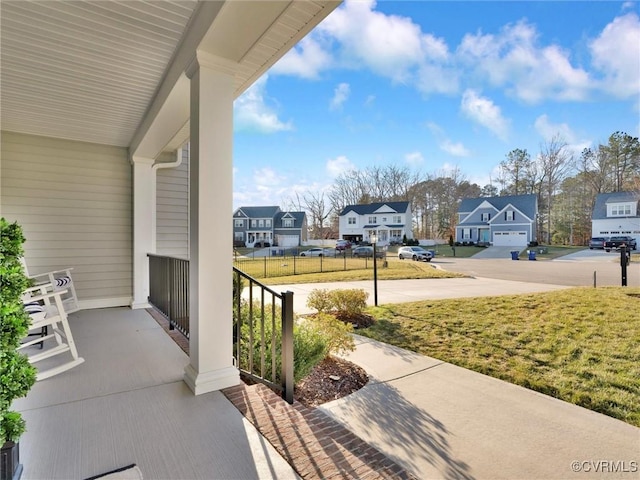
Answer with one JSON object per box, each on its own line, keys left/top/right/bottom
{"left": 223, "top": 383, "right": 418, "bottom": 480}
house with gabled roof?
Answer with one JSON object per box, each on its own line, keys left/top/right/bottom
{"left": 591, "top": 191, "right": 640, "bottom": 244}
{"left": 233, "top": 206, "right": 307, "bottom": 247}
{"left": 456, "top": 194, "right": 538, "bottom": 246}
{"left": 338, "top": 201, "right": 413, "bottom": 245}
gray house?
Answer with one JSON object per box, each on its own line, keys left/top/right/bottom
{"left": 456, "top": 194, "right": 538, "bottom": 246}
{"left": 591, "top": 192, "right": 640, "bottom": 244}
{"left": 233, "top": 206, "right": 307, "bottom": 247}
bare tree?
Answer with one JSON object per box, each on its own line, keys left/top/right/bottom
{"left": 539, "top": 135, "right": 575, "bottom": 243}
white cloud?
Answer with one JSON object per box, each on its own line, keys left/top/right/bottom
{"left": 326, "top": 155, "right": 356, "bottom": 177}
{"left": 319, "top": 0, "right": 457, "bottom": 93}
{"left": 330, "top": 83, "right": 350, "bottom": 110}
{"left": 405, "top": 151, "right": 424, "bottom": 167}
{"left": 460, "top": 90, "right": 509, "bottom": 140}
{"left": 364, "top": 95, "right": 376, "bottom": 107}
{"left": 457, "top": 21, "right": 591, "bottom": 103}
{"left": 252, "top": 167, "right": 282, "bottom": 187}
{"left": 534, "top": 115, "right": 592, "bottom": 156}
{"left": 426, "top": 122, "right": 471, "bottom": 157}
{"left": 441, "top": 140, "right": 471, "bottom": 157}
{"left": 534, "top": 114, "right": 576, "bottom": 143}
{"left": 271, "top": 36, "right": 333, "bottom": 79}
{"left": 234, "top": 76, "right": 293, "bottom": 133}
{"left": 589, "top": 12, "right": 640, "bottom": 98}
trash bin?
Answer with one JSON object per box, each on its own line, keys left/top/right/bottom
{"left": 528, "top": 250, "right": 536, "bottom": 261}
{"left": 510, "top": 250, "right": 519, "bottom": 260}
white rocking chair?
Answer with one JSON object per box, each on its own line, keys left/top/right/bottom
{"left": 20, "top": 258, "right": 80, "bottom": 313}
{"left": 19, "top": 289, "right": 85, "bottom": 380}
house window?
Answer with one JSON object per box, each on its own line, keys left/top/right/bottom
{"left": 610, "top": 204, "right": 632, "bottom": 216}
{"left": 463, "top": 228, "right": 471, "bottom": 240}
{"left": 234, "top": 232, "right": 243, "bottom": 241}
{"left": 283, "top": 218, "right": 293, "bottom": 228}
{"left": 368, "top": 216, "right": 377, "bottom": 223}
{"left": 234, "top": 219, "right": 244, "bottom": 227}
{"left": 265, "top": 219, "right": 271, "bottom": 227}
{"left": 348, "top": 217, "right": 356, "bottom": 225}
{"left": 393, "top": 215, "right": 401, "bottom": 223}
{"left": 251, "top": 220, "right": 257, "bottom": 228}
{"left": 258, "top": 219, "right": 264, "bottom": 227}
{"left": 481, "top": 213, "right": 490, "bottom": 222}
{"left": 506, "top": 210, "right": 514, "bottom": 221}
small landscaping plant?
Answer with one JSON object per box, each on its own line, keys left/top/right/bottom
{"left": 306, "top": 288, "right": 375, "bottom": 328}
{"left": 0, "top": 218, "right": 37, "bottom": 444}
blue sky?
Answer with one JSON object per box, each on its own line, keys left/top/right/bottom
{"left": 232, "top": 0, "right": 640, "bottom": 210}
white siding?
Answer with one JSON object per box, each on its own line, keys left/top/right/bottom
{"left": 1, "top": 131, "right": 131, "bottom": 307}
{"left": 156, "top": 146, "right": 189, "bottom": 258}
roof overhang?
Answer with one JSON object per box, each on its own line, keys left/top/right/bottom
{"left": 1, "top": 0, "right": 341, "bottom": 159}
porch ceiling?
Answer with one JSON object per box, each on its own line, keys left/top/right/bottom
{"left": 0, "top": 0, "right": 339, "bottom": 154}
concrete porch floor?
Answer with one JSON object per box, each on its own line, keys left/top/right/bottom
{"left": 14, "top": 307, "right": 298, "bottom": 480}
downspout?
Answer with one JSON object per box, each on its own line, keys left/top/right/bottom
{"left": 151, "top": 145, "right": 185, "bottom": 252}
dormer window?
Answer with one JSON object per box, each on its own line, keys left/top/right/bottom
{"left": 610, "top": 204, "right": 632, "bottom": 216}
{"left": 481, "top": 213, "right": 490, "bottom": 222}
{"left": 283, "top": 218, "right": 293, "bottom": 227}
{"left": 505, "top": 210, "right": 514, "bottom": 221}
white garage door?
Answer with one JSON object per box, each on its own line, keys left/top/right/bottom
{"left": 493, "top": 231, "right": 527, "bottom": 246}
{"left": 277, "top": 235, "right": 299, "bottom": 247}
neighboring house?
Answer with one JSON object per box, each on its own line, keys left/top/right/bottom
{"left": 233, "top": 206, "right": 307, "bottom": 247}
{"left": 591, "top": 192, "right": 640, "bottom": 244}
{"left": 456, "top": 194, "right": 538, "bottom": 246}
{"left": 338, "top": 201, "right": 413, "bottom": 245}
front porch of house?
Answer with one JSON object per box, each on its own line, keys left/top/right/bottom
{"left": 14, "top": 307, "right": 298, "bottom": 480}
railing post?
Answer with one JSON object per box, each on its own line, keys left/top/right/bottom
{"left": 281, "top": 290, "right": 294, "bottom": 404}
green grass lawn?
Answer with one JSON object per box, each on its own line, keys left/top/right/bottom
{"left": 360, "top": 287, "right": 640, "bottom": 427}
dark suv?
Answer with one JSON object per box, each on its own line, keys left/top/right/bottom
{"left": 588, "top": 237, "right": 607, "bottom": 249}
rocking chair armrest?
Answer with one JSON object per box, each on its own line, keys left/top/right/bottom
{"left": 24, "top": 284, "right": 50, "bottom": 294}
{"left": 29, "top": 267, "right": 74, "bottom": 279}
{"left": 24, "top": 289, "right": 68, "bottom": 304}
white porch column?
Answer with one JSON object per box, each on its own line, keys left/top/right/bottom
{"left": 131, "top": 156, "right": 155, "bottom": 309}
{"left": 184, "top": 52, "right": 239, "bottom": 394}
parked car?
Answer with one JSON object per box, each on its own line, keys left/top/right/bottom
{"left": 398, "top": 246, "right": 434, "bottom": 262}
{"left": 335, "top": 240, "right": 352, "bottom": 251}
{"left": 300, "top": 247, "right": 336, "bottom": 257}
{"left": 588, "top": 237, "right": 608, "bottom": 249}
{"left": 352, "top": 246, "right": 384, "bottom": 258}
{"left": 604, "top": 236, "right": 637, "bottom": 252}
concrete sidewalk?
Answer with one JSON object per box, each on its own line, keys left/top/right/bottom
{"left": 266, "top": 277, "right": 570, "bottom": 315}
{"left": 322, "top": 336, "right": 640, "bottom": 480}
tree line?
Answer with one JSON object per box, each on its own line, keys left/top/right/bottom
{"left": 287, "top": 131, "right": 640, "bottom": 245}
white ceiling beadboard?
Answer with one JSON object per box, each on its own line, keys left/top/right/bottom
{"left": 1, "top": 0, "right": 198, "bottom": 147}
{"left": 1, "top": 0, "right": 339, "bottom": 150}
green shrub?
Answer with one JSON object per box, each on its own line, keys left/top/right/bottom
{"left": 329, "top": 289, "right": 368, "bottom": 317}
{"left": 307, "top": 288, "right": 369, "bottom": 317}
{"left": 236, "top": 300, "right": 329, "bottom": 384}
{"left": 306, "top": 288, "right": 333, "bottom": 313}
{"left": 1, "top": 218, "right": 37, "bottom": 444}
{"left": 306, "top": 313, "right": 355, "bottom": 356}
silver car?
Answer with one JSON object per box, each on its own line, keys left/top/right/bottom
{"left": 398, "top": 246, "right": 433, "bottom": 262}
{"left": 300, "top": 247, "right": 336, "bottom": 257}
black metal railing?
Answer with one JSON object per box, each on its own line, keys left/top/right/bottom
{"left": 233, "top": 267, "right": 294, "bottom": 403}
{"left": 148, "top": 254, "right": 189, "bottom": 338}
{"left": 147, "top": 254, "right": 295, "bottom": 404}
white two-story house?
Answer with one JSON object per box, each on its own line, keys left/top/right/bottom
{"left": 338, "top": 201, "right": 413, "bottom": 245}
{"left": 591, "top": 192, "right": 640, "bottom": 244}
